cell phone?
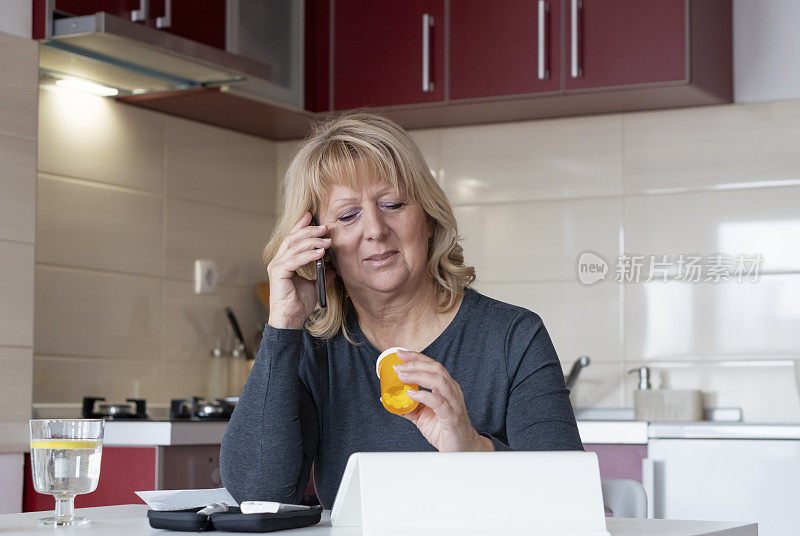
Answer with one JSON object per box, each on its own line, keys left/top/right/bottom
{"left": 310, "top": 215, "right": 327, "bottom": 308}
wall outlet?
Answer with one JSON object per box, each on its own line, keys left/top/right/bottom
{"left": 194, "top": 260, "right": 219, "bottom": 294}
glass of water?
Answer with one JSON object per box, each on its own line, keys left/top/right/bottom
{"left": 29, "top": 419, "right": 104, "bottom": 526}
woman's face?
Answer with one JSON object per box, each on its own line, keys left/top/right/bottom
{"left": 319, "top": 159, "right": 433, "bottom": 299}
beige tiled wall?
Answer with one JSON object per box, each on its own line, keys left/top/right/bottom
{"left": 0, "top": 31, "right": 37, "bottom": 451}
{"left": 36, "top": 86, "right": 800, "bottom": 423}
{"left": 437, "top": 101, "right": 800, "bottom": 422}
{"left": 274, "top": 103, "right": 800, "bottom": 422}
{"left": 35, "top": 87, "right": 276, "bottom": 409}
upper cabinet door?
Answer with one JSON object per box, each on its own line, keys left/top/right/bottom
{"left": 450, "top": 0, "right": 561, "bottom": 100}
{"left": 565, "top": 0, "right": 687, "bottom": 90}
{"left": 333, "top": 0, "right": 445, "bottom": 110}
{"left": 148, "top": 0, "right": 226, "bottom": 50}
{"left": 54, "top": 1, "right": 226, "bottom": 50}
{"left": 54, "top": 0, "right": 143, "bottom": 19}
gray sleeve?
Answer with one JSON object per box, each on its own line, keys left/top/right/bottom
{"left": 220, "top": 325, "right": 319, "bottom": 504}
{"left": 501, "top": 311, "right": 584, "bottom": 451}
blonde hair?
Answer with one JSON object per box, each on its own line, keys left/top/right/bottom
{"left": 264, "top": 112, "right": 475, "bottom": 342}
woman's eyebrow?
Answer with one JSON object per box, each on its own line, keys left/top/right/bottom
{"left": 330, "top": 187, "right": 397, "bottom": 207}
{"left": 331, "top": 197, "right": 357, "bottom": 207}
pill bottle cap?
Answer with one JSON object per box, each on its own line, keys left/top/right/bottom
{"left": 375, "top": 346, "right": 411, "bottom": 378}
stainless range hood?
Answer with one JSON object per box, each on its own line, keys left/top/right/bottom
{"left": 40, "top": 12, "right": 271, "bottom": 95}
{"left": 38, "top": 10, "right": 316, "bottom": 140}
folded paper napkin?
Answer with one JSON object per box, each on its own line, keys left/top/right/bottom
{"left": 135, "top": 488, "right": 239, "bottom": 511}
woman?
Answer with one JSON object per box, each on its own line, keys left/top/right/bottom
{"left": 220, "top": 112, "right": 583, "bottom": 510}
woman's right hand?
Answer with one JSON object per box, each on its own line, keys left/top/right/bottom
{"left": 267, "top": 212, "right": 335, "bottom": 329}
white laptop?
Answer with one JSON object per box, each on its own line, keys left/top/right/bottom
{"left": 331, "top": 451, "right": 609, "bottom": 536}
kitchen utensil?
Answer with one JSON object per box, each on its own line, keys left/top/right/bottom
{"left": 224, "top": 307, "right": 254, "bottom": 360}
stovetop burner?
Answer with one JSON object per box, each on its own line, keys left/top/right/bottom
{"left": 79, "top": 396, "right": 236, "bottom": 421}
{"left": 82, "top": 397, "right": 149, "bottom": 420}
{"left": 170, "top": 396, "right": 236, "bottom": 421}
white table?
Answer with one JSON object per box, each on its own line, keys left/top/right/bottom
{"left": 0, "top": 505, "right": 757, "bottom": 536}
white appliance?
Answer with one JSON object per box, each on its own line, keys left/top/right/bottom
{"left": 645, "top": 437, "right": 800, "bottom": 536}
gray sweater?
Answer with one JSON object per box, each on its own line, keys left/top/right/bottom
{"left": 220, "top": 288, "right": 583, "bottom": 509}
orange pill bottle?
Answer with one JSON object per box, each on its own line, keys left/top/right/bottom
{"left": 376, "top": 346, "right": 419, "bottom": 415}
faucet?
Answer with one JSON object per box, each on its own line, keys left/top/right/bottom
{"left": 564, "top": 355, "right": 591, "bottom": 391}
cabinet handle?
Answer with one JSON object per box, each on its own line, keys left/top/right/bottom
{"left": 570, "top": 0, "right": 582, "bottom": 78}
{"left": 157, "top": 0, "right": 172, "bottom": 29}
{"left": 131, "top": 0, "right": 148, "bottom": 22}
{"left": 422, "top": 13, "right": 434, "bottom": 92}
{"left": 537, "top": 0, "right": 549, "bottom": 80}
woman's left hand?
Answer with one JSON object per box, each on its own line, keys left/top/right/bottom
{"left": 393, "top": 349, "right": 493, "bottom": 452}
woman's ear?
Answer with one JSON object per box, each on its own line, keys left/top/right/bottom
{"left": 426, "top": 214, "right": 435, "bottom": 240}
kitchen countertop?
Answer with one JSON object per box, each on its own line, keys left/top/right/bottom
{"left": 103, "top": 420, "right": 228, "bottom": 446}
{"left": 578, "top": 421, "right": 649, "bottom": 444}
{"left": 103, "top": 420, "right": 800, "bottom": 447}
{"left": 14, "top": 418, "right": 800, "bottom": 449}
{"left": 0, "top": 505, "right": 758, "bottom": 535}
{"left": 648, "top": 421, "right": 800, "bottom": 440}
{"left": 100, "top": 420, "right": 650, "bottom": 447}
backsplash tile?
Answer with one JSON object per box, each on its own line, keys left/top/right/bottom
{"left": 165, "top": 198, "right": 273, "bottom": 286}
{"left": 626, "top": 275, "right": 800, "bottom": 360}
{"left": 274, "top": 140, "right": 300, "bottom": 214}
{"left": 474, "top": 279, "right": 622, "bottom": 365}
{"left": 35, "top": 266, "right": 161, "bottom": 360}
{"left": 408, "top": 128, "right": 441, "bottom": 183}
{"left": 33, "top": 355, "right": 162, "bottom": 404}
{"left": 164, "top": 117, "right": 276, "bottom": 212}
{"left": 159, "top": 359, "right": 220, "bottom": 401}
{"left": 624, "top": 186, "right": 800, "bottom": 274}
{"left": 0, "top": 134, "right": 36, "bottom": 244}
{"left": 33, "top": 84, "right": 800, "bottom": 420}
{"left": 0, "top": 31, "right": 38, "bottom": 139}
{"left": 0, "top": 241, "right": 34, "bottom": 347}
{"left": 450, "top": 98, "right": 800, "bottom": 417}
{"left": 456, "top": 197, "right": 622, "bottom": 283}
{"left": 623, "top": 99, "right": 800, "bottom": 193}
{"left": 161, "top": 280, "right": 265, "bottom": 362}
{"left": 38, "top": 88, "right": 164, "bottom": 192}
{"left": 440, "top": 114, "right": 623, "bottom": 204}
{"left": 37, "top": 175, "right": 163, "bottom": 276}
{"left": 36, "top": 89, "right": 278, "bottom": 404}
{"left": 0, "top": 347, "right": 33, "bottom": 421}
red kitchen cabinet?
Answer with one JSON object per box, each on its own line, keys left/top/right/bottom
{"left": 319, "top": 0, "right": 728, "bottom": 122}
{"left": 584, "top": 444, "right": 648, "bottom": 483}
{"left": 333, "top": 0, "right": 445, "bottom": 110}
{"left": 53, "top": 0, "right": 142, "bottom": 19}
{"left": 450, "top": 0, "right": 686, "bottom": 101}
{"left": 45, "top": 1, "right": 226, "bottom": 50}
{"left": 23, "top": 445, "right": 222, "bottom": 511}
{"left": 305, "top": 0, "right": 330, "bottom": 112}
{"left": 564, "top": 0, "right": 687, "bottom": 90}
{"left": 23, "top": 447, "right": 157, "bottom": 511}
{"left": 450, "top": 0, "right": 562, "bottom": 100}
{"left": 148, "top": 0, "right": 226, "bottom": 50}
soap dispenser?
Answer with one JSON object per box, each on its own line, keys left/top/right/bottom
{"left": 628, "top": 366, "right": 704, "bottom": 422}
